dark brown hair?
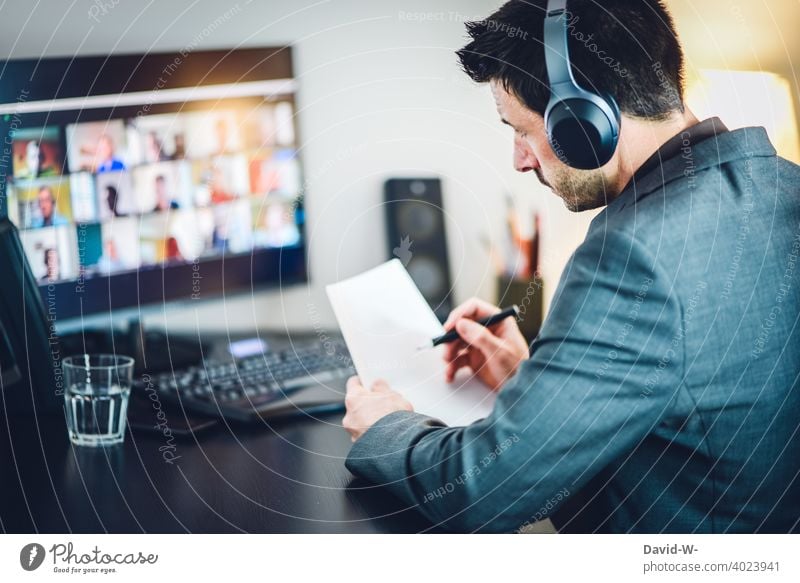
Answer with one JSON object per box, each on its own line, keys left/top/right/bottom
{"left": 457, "top": 0, "right": 685, "bottom": 120}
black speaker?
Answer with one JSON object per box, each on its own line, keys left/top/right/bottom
{"left": 384, "top": 178, "right": 453, "bottom": 321}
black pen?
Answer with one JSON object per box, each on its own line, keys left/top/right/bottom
{"left": 417, "top": 305, "right": 520, "bottom": 350}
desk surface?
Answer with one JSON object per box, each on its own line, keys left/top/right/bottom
{"left": 0, "top": 407, "right": 435, "bottom": 533}
{"left": 0, "top": 329, "right": 436, "bottom": 533}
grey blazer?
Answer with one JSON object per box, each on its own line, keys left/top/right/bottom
{"left": 346, "top": 118, "right": 800, "bottom": 533}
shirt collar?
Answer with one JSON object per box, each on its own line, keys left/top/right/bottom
{"left": 603, "top": 117, "right": 737, "bottom": 215}
{"left": 624, "top": 117, "right": 728, "bottom": 193}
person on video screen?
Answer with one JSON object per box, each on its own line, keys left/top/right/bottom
{"left": 209, "top": 165, "right": 236, "bottom": 204}
{"left": 145, "top": 132, "right": 169, "bottom": 163}
{"left": 96, "top": 239, "right": 125, "bottom": 274}
{"left": 105, "top": 185, "right": 127, "bottom": 218}
{"left": 31, "top": 186, "right": 68, "bottom": 228}
{"left": 173, "top": 133, "right": 186, "bottom": 159}
{"left": 90, "top": 134, "right": 126, "bottom": 173}
{"left": 23, "top": 140, "right": 58, "bottom": 178}
{"left": 153, "top": 175, "right": 180, "bottom": 212}
{"left": 214, "top": 118, "right": 233, "bottom": 156}
{"left": 41, "top": 248, "right": 60, "bottom": 282}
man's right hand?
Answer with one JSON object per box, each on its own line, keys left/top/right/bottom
{"left": 442, "top": 297, "right": 530, "bottom": 391}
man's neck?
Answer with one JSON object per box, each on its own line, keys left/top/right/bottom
{"left": 611, "top": 108, "right": 700, "bottom": 194}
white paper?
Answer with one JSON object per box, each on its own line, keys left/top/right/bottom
{"left": 326, "top": 259, "right": 496, "bottom": 426}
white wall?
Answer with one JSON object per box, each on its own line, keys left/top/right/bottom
{"left": 0, "top": 0, "right": 596, "bottom": 335}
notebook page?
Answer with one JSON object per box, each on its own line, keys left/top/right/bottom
{"left": 326, "top": 259, "right": 496, "bottom": 426}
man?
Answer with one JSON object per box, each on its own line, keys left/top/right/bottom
{"left": 144, "top": 132, "right": 169, "bottom": 164}
{"left": 343, "top": 0, "right": 800, "bottom": 533}
{"left": 41, "top": 248, "right": 60, "bottom": 282}
{"left": 22, "top": 140, "right": 59, "bottom": 178}
{"left": 96, "top": 239, "right": 125, "bottom": 274}
{"left": 94, "top": 134, "right": 126, "bottom": 173}
{"left": 152, "top": 175, "right": 180, "bottom": 212}
{"left": 31, "top": 186, "right": 68, "bottom": 228}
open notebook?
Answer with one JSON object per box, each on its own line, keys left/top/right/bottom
{"left": 326, "top": 259, "right": 496, "bottom": 426}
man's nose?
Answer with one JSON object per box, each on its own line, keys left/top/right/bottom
{"left": 513, "top": 136, "right": 538, "bottom": 173}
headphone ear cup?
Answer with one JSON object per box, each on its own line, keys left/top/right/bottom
{"left": 546, "top": 97, "right": 619, "bottom": 170}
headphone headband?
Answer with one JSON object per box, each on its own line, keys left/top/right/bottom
{"left": 543, "top": 0, "right": 573, "bottom": 90}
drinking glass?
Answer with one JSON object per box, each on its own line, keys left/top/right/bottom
{"left": 63, "top": 354, "right": 134, "bottom": 447}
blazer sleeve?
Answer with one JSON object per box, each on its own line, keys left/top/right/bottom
{"left": 345, "top": 227, "right": 684, "bottom": 532}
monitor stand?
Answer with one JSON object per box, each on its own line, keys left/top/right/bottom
{"left": 57, "top": 317, "right": 206, "bottom": 375}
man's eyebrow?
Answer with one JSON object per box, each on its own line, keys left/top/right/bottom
{"left": 500, "top": 118, "right": 513, "bottom": 127}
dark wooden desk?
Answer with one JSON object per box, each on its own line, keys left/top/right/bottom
{"left": 0, "top": 400, "right": 434, "bottom": 533}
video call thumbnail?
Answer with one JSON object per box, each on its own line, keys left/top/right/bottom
{"left": 20, "top": 225, "right": 80, "bottom": 282}
{"left": 8, "top": 100, "right": 304, "bottom": 285}
{"left": 252, "top": 197, "right": 301, "bottom": 249}
{"left": 129, "top": 112, "right": 187, "bottom": 163}
{"left": 69, "top": 172, "right": 98, "bottom": 223}
{"left": 95, "top": 217, "right": 141, "bottom": 273}
{"left": 11, "top": 126, "right": 65, "bottom": 179}
{"left": 183, "top": 110, "right": 243, "bottom": 158}
{"left": 96, "top": 170, "right": 136, "bottom": 219}
{"left": 12, "top": 177, "right": 73, "bottom": 229}
{"left": 192, "top": 155, "right": 250, "bottom": 205}
{"left": 66, "top": 119, "right": 130, "bottom": 174}
{"left": 242, "top": 101, "right": 296, "bottom": 149}
{"left": 131, "top": 161, "right": 193, "bottom": 213}
{"left": 249, "top": 149, "right": 301, "bottom": 196}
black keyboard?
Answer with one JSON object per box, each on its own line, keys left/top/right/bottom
{"left": 135, "top": 340, "right": 355, "bottom": 422}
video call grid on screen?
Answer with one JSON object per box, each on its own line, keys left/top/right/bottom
{"left": 4, "top": 88, "right": 304, "bottom": 287}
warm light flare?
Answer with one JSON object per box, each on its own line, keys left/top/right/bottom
{"left": 686, "top": 69, "right": 800, "bottom": 164}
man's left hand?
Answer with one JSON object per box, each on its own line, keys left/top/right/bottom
{"left": 342, "top": 376, "right": 413, "bottom": 442}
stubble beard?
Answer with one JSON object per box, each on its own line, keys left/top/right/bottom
{"left": 540, "top": 166, "right": 614, "bottom": 212}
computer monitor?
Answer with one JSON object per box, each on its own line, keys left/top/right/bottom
{"left": 0, "top": 47, "right": 307, "bottom": 337}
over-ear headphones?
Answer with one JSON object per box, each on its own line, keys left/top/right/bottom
{"left": 543, "top": 0, "right": 620, "bottom": 169}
